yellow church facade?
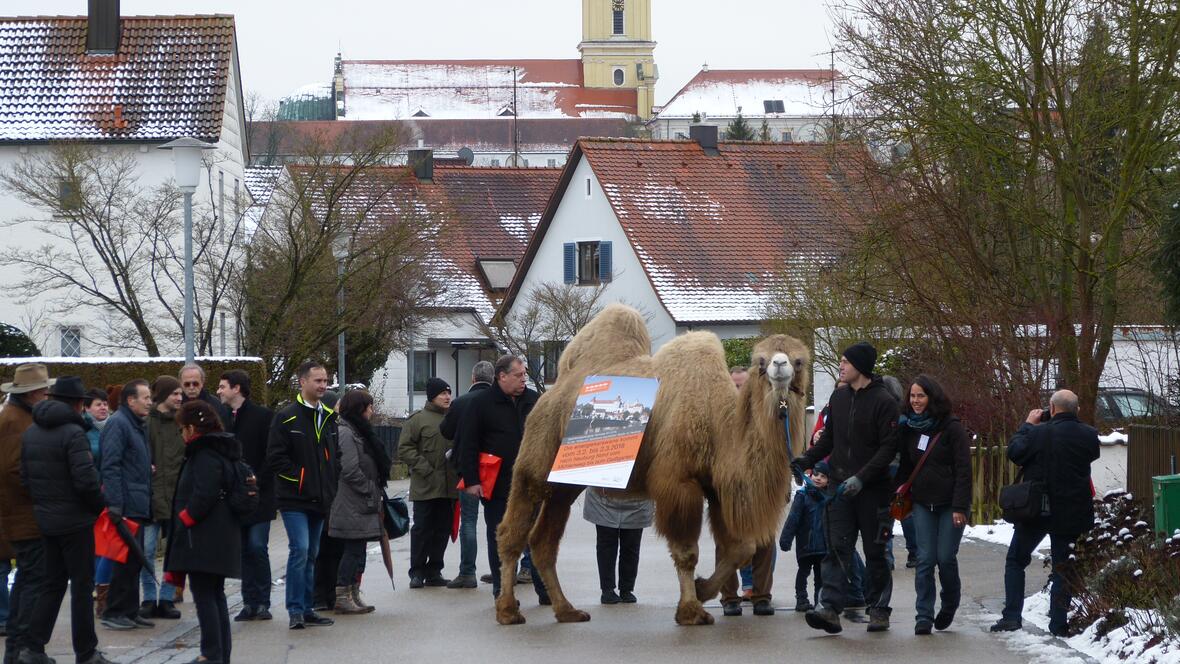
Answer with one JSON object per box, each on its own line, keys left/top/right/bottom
{"left": 579, "top": 0, "right": 659, "bottom": 120}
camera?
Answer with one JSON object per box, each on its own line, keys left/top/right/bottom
{"left": 1039, "top": 408, "right": 1051, "bottom": 423}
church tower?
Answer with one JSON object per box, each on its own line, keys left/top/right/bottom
{"left": 580, "top": 0, "right": 658, "bottom": 120}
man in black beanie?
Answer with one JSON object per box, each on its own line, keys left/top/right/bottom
{"left": 791, "top": 341, "right": 900, "bottom": 634}
{"left": 397, "top": 377, "right": 458, "bottom": 588}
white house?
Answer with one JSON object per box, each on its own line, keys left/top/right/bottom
{"left": 498, "top": 127, "right": 872, "bottom": 379}
{"left": 0, "top": 5, "right": 250, "bottom": 357}
{"left": 649, "top": 68, "right": 845, "bottom": 142}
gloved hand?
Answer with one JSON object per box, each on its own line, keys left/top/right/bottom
{"left": 107, "top": 507, "right": 123, "bottom": 524}
{"left": 789, "top": 459, "right": 806, "bottom": 485}
{"left": 839, "top": 476, "right": 864, "bottom": 498}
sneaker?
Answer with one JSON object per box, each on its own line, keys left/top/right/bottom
{"left": 78, "top": 652, "right": 116, "bottom": 664}
{"left": 989, "top": 619, "right": 1021, "bottom": 632}
{"left": 447, "top": 575, "right": 478, "bottom": 589}
{"left": 794, "top": 599, "right": 814, "bottom": 612}
{"left": 137, "top": 601, "right": 155, "bottom": 619}
{"left": 601, "top": 590, "right": 621, "bottom": 605}
{"left": 843, "top": 608, "right": 868, "bottom": 623}
{"left": 423, "top": 576, "right": 450, "bottom": 587}
{"left": 302, "top": 611, "right": 334, "bottom": 626}
{"left": 288, "top": 614, "right": 305, "bottom": 630}
{"left": 741, "top": 588, "right": 753, "bottom": 602}
{"left": 156, "top": 600, "right": 181, "bottom": 619}
{"left": 753, "top": 599, "right": 775, "bottom": 616}
{"left": 131, "top": 615, "right": 155, "bottom": 628}
{"left": 867, "top": 608, "right": 890, "bottom": 632}
{"left": 722, "top": 601, "right": 742, "bottom": 617}
{"left": 619, "top": 590, "right": 637, "bottom": 604}
{"left": 804, "top": 607, "right": 843, "bottom": 634}
{"left": 915, "top": 620, "right": 933, "bottom": 635}
{"left": 515, "top": 568, "right": 532, "bottom": 585}
{"left": 479, "top": 573, "right": 494, "bottom": 584}
{"left": 934, "top": 608, "right": 956, "bottom": 630}
{"left": 234, "top": 605, "right": 260, "bottom": 622}
{"left": 408, "top": 576, "right": 425, "bottom": 589}
{"left": 256, "top": 607, "right": 273, "bottom": 621}
{"left": 16, "top": 651, "right": 53, "bottom": 664}
{"left": 100, "top": 615, "right": 136, "bottom": 631}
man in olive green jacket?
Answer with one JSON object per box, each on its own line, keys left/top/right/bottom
{"left": 140, "top": 377, "right": 185, "bottom": 619}
{"left": 397, "top": 378, "right": 458, "bottom": 588}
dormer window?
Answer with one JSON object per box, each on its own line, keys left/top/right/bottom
{"left": 763, "top": 100, "right": 786, "bottom": 114}
{"left": 612, "top": 0, "right": 625, "bottom": 35}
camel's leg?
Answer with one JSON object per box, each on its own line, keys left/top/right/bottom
{"left": 494, "top": 488, "right": 541, "bottom": 625}
{"left": 694, "top": 501, "right": 755, "bottom": 602}
{"left": 656, "top": 490, "right": 713, "bottom": 625}
{"left": 526, "top": 484, "right": 588, "bottom": 623}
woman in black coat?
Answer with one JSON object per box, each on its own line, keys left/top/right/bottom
{"left": 894, "top": 374, "right": 972, "bottom": 636}
{"left": 165, "top": 401, "right": 247, "bottom": 664}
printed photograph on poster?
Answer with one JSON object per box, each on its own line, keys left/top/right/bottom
{"left": 548, "top": 375, "right": 660, "bottom": 489}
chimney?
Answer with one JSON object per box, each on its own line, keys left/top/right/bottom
{"left": 689, "top": 124, "right": 719, "bottom": 156}
{"left": 409, "top": 148, "right": 434, "bottom": 182}
{"left": 87, "top": 0, "right": 121, "bottom": 54}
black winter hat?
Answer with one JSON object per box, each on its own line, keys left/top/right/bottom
{"left": 842, "top": 342, "right": 878, "bottom": 379}
{"left": 425, "top": 377, "right": 451, "bottom": 402}
{"left": 47, "top": 376, "right": 87, "bottom": 400}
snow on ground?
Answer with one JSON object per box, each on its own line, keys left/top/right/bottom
{"left": 892, "top": 518, "right": 1052, "bottom": 558}
{"left": 1018, "top": 590, "right": 1180, "bottom": 664}
{"left": 1099, "top": 429, "right": 1128, "bottom": 445}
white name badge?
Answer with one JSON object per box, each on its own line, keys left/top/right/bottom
{"left": 917, "top": 434, "right": 930, "bottom": 452}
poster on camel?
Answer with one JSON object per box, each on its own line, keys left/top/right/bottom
{"left": 548, "top": 375, "right": 659, "bottom": 489}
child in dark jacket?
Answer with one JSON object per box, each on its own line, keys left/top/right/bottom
{"left": 780, "top": 461, "right": 833, "bottom": 612}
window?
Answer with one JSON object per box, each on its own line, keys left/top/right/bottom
{"left": 233, "top": 178, "right": 241, "bottom": 220}
{"left": 60, "top": 326, "right": 81, "bottom": 357}
{"left": 613, "top": 67, "right": 625, "bottom": 86}
{"left": 411, "top": 351, "right": 436, "bottom": 393}
{"left": 781, "top": 129, "right": 793, "bottom": 142}
{"left": 1109, "top": 392, "right": 1154, "bottom": 418}
{"left": 528, "top": 341, "right": 566, "bottom": 385}
{"left": 217, "top": 170, "right": 225, "bottom": 239}
{"left": 674, "top": 131, "right": 688, "bottom": 140}
{"left": 57, "top": 177, "right": 80, "bottom": 211}
{"left": 490, "top": 158, "right": 501, "bottom": 167}
{"left": 563, "top": 241, "right": 613, "bottom": 285}
{"left": 578, "top": 242, "right": 600, "bottom": 284}
{"left": 763, "top": 99, "right": 786, "bottom": 114}
{"left": 612, "top": 0, "right": 625, "bottom": 34}
{"left": 547, "top": 158, "right": 558, "bottom": 167}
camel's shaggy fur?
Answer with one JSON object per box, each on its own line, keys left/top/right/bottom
{"left": 493, "top": 304, "right": 810, "bottom": 626}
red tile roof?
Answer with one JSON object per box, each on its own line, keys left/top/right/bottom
{"left": 502, "top": 138, "right": 873, "bottom": 324}
{"left": 0, "top": 15, "right": 236, "bottom": 142}
{"left": 248, "top": 118, "right": 632, "bottom": 160}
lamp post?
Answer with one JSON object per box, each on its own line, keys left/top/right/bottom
{"left": 331, "top": 232, "right": 350, "bottom": 390}
{"left": 159, "top": 137, "right": 217, "bottom": 364}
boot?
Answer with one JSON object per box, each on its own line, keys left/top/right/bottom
{"left": 94, "top": 584, "right": 109, "bottom": 619}
{"left": 867, "top": 608, "right": 891, "bottom": 632}
{"left": 333, "top": 586, "right": 367, "bottom": 615}
{"left": 350, "top": 585, "right": 375, "bottom": 614}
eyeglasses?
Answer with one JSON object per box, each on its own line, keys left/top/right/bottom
{"left": 182, "top": 382, "right": 201, "bottom": 388}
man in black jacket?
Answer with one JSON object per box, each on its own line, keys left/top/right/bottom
{"left": 438, "top": 360, "right": 493, "bottom": 589}
{"left": 179, "top": 364, "right": 229, "bottom": 428}
{"left": 19, "top": 376, "right": 113, "bottom": 664}
{"left": 792, "top": 342, "right": 899, "bottom": 634}
{"left": 991, "top": 389, "right": 1099, "bottom": 637}
{"left": 217, "top": 370, "right": 276, "bottom": 622}
{"left": 266, "top": 361, "right": 338, "bottom": 630}
{"left": 457, "top": 355, "right": 547, "bottom": 601}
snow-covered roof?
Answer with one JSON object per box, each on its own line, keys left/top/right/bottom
{"left": 0, "top": 356, "right": 261, "bottom": 365}
{"left": 340, "top": 59, "right": 638, "bottom": 120}
{"left": 0, "top": 15, "right": 236, "bottom": 142}
{"left": 657, "top": 69, "right": 845, "bottom": 120}
{"left": 502, "top": 138, "right": 874, "bottom": 324}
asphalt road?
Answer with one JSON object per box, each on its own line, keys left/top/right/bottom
{"left": 30, "top": 480, "right": 1090, "bottom": 663}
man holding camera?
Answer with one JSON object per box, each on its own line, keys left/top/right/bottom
{"left": 991, "top": 390, "right": 1099, "bottom": 637}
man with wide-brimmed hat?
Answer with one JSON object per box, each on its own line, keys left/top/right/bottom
{"left": 0, "top": 364, "right": 54, "bottom": 663}
{"left": 19, "top": 376, "right": 114, "bottom": 664}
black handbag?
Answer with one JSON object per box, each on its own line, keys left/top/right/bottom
{"left": 382, "top": 492, "right": 410, "bottom": 539}
{"left": 1000, "top": 424, "right": 1052, "bottom": 523}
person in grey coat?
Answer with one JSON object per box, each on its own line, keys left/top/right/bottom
{"left": 583, "top": 488, "right": 654, "bottom": 604}
{"left": 327, "top": 390, "right": 389, "bottom": 616}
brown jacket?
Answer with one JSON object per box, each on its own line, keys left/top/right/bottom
{"left": 0, "top": 396, "right": 40, "bottom": 543}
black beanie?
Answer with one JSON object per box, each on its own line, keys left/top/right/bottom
{"left": 425, "top": 377, "right": 451, "bottom": 402}
{"left": 842, "top": 342, "right": 877, "bottom": 379}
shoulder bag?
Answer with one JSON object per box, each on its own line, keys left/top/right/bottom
{"left": 999, "top": 425, "right": 1052, "bottom": 523}
{"left": 890, "top": 431, "right": 942, "bottom": 520}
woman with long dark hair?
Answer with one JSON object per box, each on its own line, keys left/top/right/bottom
{"left": 895, "top": 374, "right": 972, "bottom": 635}
{"left": 165, "top": 400, "right": 248, "bottom": 663}
{"left": 328, "top": 390, "right": 391, "bottom": 615}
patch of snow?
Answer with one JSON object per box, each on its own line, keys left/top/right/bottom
{"left": 959, "top": 520, "right": 1052, "bottom": 559}
{"left": 498, "top": 213, "right": 541, "bottom": 242}
{"left": 0, "top": 356, "right": 261, "bottom": 365}
{"left": 660, "top": 73, "right": 850, "bottom": 119}
{"left": 1020, "top": 590, "right": 1180, "bottom": 663}
{"left": 1099, "top": 430, "right": 1128, "bottom": 445}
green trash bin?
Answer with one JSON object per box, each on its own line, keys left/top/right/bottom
{"left": 1152, "top": 474, "right": 1180, "bottom": 536}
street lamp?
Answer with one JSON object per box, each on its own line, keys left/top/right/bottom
{"left": 159, "top": 137, "right": 217, "bottom": 364}
{"left": 331, "top": 232, "right": 350, "bottom": 390}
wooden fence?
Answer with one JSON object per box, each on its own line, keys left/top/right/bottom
{"left": 970, "top": 444, "right": 1020, "bottom": 525}
{"left": 1127, "top": 425, "right": 1180, "bottom": 508}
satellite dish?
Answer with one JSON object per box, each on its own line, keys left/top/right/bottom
{"left": 458, "top": 147, "right": 475, "bottom": 166}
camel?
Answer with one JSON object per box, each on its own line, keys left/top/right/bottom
{"left": 493, "top": 303, "right": 810, "bottom": 625}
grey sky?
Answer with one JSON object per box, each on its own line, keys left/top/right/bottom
{"left": 22, "top": 1, "right": 837, "bottom": 107}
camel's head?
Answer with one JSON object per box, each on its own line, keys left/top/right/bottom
{"left": 750, "top": 334, "right": 810, "bottom": 398}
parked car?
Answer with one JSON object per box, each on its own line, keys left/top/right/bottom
{"left": 1040, "top": 387, "right": 1177, "bottom": 430}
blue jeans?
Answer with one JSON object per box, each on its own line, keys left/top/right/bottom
{"left": 740, "top": 565, "right": 753, "bottom": 590}
{"left": 885, "top": 514, "right": 918, "bottom": 568}
{"left": 910, "top": 505, "right": 965, "bottom": 623}
{"left": 94, "top": 557, "right": 113, "bottom": 585}
{"left": 0, "top": 557, "right": 10, "bottom": 625}
{"left": 241, "top": 521, "right": 272, "bottom": 609}
{"left": 458, "top": 493, "right": 479, "bottom": 577}
{"left": 280, "top": 510, "right": 324, "bottom": 617}
{"left": 140, "top": 522, "right": 176, "bottom": 602}
{"left": 847, "top": 549, "right": 867, "bottom": 606}
{"left": 1002, "top": 517, "right": 1077, "bottom": 633}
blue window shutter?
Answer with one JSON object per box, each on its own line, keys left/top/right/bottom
{"left": 600, "top": 241, "right": 613, "bottom": 282}
{"left": 563, "top": 243, "right": 576, "bottom": 284}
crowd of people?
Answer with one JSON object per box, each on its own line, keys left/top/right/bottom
{"left": 0, "top": 341, "right": 1102, "bottom": 662}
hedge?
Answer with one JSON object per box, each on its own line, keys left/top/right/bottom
{"left": 0, "top": 356, "right": 268, "bottom": 404}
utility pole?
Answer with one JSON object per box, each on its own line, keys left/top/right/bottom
{"left": 512, "top": 66, "right": 519, "bottom": 166}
